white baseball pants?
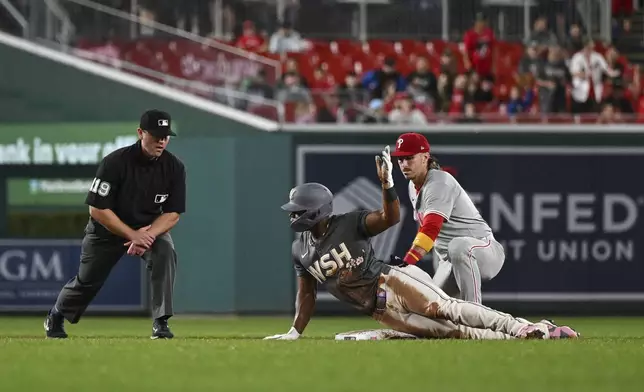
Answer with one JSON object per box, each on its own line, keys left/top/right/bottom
{"left": 432, "top": 235, "right": 505, "bottom": 303}
{"left": 371, "top": 265, "right": 530, "bottom": 340}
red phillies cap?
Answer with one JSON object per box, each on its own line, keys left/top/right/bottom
{"left": 391, "top": 133, "right": 430, "bottom": 157}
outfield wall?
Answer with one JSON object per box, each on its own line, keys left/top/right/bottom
{"left": 4, "top": 33, "right": 644, "bottom": 316}
{"left": 0, "top": 33, "right": 293, "bottom": 315}
{"left": 287, "top": 127, "right": 644, "bottom": 316}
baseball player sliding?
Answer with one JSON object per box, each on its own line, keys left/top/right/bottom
{"left": 265, "top": 146, "right": 579, "bottom": 340}
{"left": 392, "top": 132, "right": 501, "bottom": 303}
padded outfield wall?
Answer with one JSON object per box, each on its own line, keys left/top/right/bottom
{"left": 0, "top": 37, "right": 293, "bottom": 315}
{"left": 3, "top": 33, "right": 644, "bottom": 316}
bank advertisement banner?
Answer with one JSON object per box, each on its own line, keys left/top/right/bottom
{"left": 8, "top": 178, "right": 94, "bottom": 207}
{"left": 297, "top": 145, "right": 644, "bottom": 302}
{"left": 0, "top": 240, "right": 147, "bottom": 311}
{"left": 0, "top": 123, "right": 138, "bottom": 166}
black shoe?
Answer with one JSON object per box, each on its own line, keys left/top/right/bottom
{"left": 44, "top": 310, "right": 68, "bottom": 339}
{"left": 151, "top": 318, "right": 174, "bottom": 339}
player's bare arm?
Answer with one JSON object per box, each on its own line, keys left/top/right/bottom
{"left": 264, "top": 275, "right": 316, "bottom": 340}
{"left": 364, "top": 145, "right": 400, "bottom": 236}
{"left": 146, "top": 212, "right": 181, "bottom": 237}
{"left": 89, "top": 206, "right": 155, "bottom": 248}
{"left": 292, "top": 275, "right": 317, "bottom": 334}
{"left": 125, "top": 213, "right": 179, "bottom": 256}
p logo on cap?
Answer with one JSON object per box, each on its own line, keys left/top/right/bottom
{"left": 391, "top": 133, "right": 430, "bottom": 157}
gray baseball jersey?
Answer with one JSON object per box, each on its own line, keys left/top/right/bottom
{"left": 408, "top": 169, "right": 492, "bottom": 253}
{"left": 292, "top": 211, "right": 390, "bottom": 315}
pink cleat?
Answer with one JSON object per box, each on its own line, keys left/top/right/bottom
{"left": 517, "top": 324, "right": 547, "bottom": 339}
{"left": 539, "top": 319, "right": 581, "bottom": 339}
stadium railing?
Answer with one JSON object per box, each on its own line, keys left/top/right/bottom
{"left": 14, "top": 0, "right": 286, "bottom": 122}
{"left": 5, "top": 0, "right": 634, "bottom": 125}
{"left": 242, "top": 0, "right": 614, "bottom": 43}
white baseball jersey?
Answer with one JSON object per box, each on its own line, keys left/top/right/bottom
{"left": 408, "top": 169, "right": 492, "bottom": 254}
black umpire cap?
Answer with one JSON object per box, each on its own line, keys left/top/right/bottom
{"left": 139, "top": 109, "right": 177, "bottom": 137}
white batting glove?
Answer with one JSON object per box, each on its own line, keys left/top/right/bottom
{"left": 376, "top": 145, "right": 394, "bottom": 189}
{"left": 263, "top": 327, "right": 301, "bottom": 340}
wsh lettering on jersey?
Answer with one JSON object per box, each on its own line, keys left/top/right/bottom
{"left": 307, "top": 243, "right": 354, "bottom": 283}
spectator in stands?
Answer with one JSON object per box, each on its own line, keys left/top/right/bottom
{"left": 336, "top": 71, "right": 366, "bottom": 108}
{"left": 436, "top": 73, "right": 453, "bottom": 113}
{"left": 464, "top": 74, "right": 480, "bottom": 104}
{"left": 608, "top": 79, "right": 635, "bottom": 115}
{"left": 528, "top": 16, "right": 559, "bottom": 56}
{"left": 406, "top": 57, "right": 438, "bottom": 105}
{"left": 361, "top": 56, "right": 407, "bottom": 100}
{"left": 516, "top": 42, "right": 542, "bottom": 88}
{"left": 137, "top": 0, "right": 158, "bottom": 37}
{"left": 269, "top": 20, "right": 306, "bottom": 53}
{"left": 464, "top": 73, "right": 494, "bottom": 104}
{"left": 447, "top": 75, "right": 467, "bottom": 115}
{"left": 235, "top": 21, "right": 266, "bottom": 52}
{"left": 604, "top": 46, "right": 626, "bottom": 86}
{"left": 613, "top": 18, "right": 633, "bottom": 50}
{"left": 496, "top": 84, "right": 510, "bottom": 106}
{"left": 612, "top": 0, "right": 634, "bottom": 21}
{"left": 462, "top": 13, "right": 496, "bottom": 81}
{"left": 440, "top": 48, "right": 458, "bottom": 80}
{"left": 293, "top": 101, "right": 316, "bottom": 123}
{"left": 569, "top": 39, "right": 620, "bottom": 116}
{"left": 479, "top": 77, "right": 495, "bottom": 103}
{"left": 316, "top": 92, "right": 346, "bottom": 123}
{"left": 310, "top": 66, "right": 335, "bottom": 91}
{"left": 280, "top": 58, "right": 308, "bottom": 87}
{"left": 176, "top": 0, "right": 212, "bottom": 36}
{"left": 276, "top": 72, "right": 312, "bottom": 103}
{"left": 432, "top": 49, "right": 457, "bottom": 112}
{"left": 363, "top": 99, "right": 389, "bottom": 124}
{"left": 388, "top": 93, "right": 428, "bottom": 125}
{"left": 457, "top": 102, "right": 483, "bottom": 123}
{"left": 597, "top": 102, "right": 618, "bottom": 123}
{"left": 407, "top": 76, "right": 433, "bottom": 108}
{"left": 562, "top": 24, "right": 584, "bottom": 57}
{"left": 380, "top": 80, "right": 399, "bottom": 111}
{"left": 239, "top": 69, "right": 274, "bottom": 108}
{"left": 536, "top": 45, "right": 570, "bottom": 114}
{"left": 506, "top": 86, "right": 535, "bottom": 116}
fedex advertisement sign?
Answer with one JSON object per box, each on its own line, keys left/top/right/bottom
{"left": 469, "top": 192, "right": 637, "bottom": 263}
{"left": 297, "top": 145, "right": 644, "bottom": 302}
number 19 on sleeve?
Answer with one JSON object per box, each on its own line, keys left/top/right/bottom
{"left": 89, "top": 177, "right": 112, "bottom": 197}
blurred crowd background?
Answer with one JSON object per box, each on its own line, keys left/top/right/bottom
{"left": 2, "top": 0, "right": 643, "bottom": 124}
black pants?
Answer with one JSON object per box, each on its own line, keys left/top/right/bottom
{"left": 54, "top": 232, "right": 177, "bottom": 323}
{"left": 572, "top": 97, "right": 598, "bottom": 114}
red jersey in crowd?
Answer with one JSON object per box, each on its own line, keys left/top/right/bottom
{"left": 463, "top": 27, "right": 495, "bottom": 78}
{"left": 236, "top": 21, "right": 265, "bottom": 51}
{"left": 236, "top": 34, "right": 265, "bottom": 51}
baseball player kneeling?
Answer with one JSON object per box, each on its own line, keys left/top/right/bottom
{"left": 392, "top": 132, "right": 502, "bottom": 304}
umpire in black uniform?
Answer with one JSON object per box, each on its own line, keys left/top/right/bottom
{"left": 44, "top": 109, "right": 186, "bottom": 339}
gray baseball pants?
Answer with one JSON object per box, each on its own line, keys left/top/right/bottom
{"left": 431, "top": 235, "right": 505, "bottom": 303}
{"left": 54, "top": 232, "right": 177, "bottom": 323}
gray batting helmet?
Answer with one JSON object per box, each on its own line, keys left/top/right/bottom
{"left": 281, "top": 183, "right": 333, "bottom": 232}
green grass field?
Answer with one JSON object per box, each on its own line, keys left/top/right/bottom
{"left": 1, "top": 316, "right": 642, "bottom": 392}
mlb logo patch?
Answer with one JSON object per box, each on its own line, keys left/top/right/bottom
{"left": 158, "top": 119, "right": 169, "bottom": 127}
{"left": 155, "top": 194, "right": 169, "bottom": 203}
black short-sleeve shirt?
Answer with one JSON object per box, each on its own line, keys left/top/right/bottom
{"left": 85, "top": 140, "right": 186, "bottom": 238}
